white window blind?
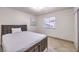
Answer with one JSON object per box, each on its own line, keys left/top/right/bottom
{"left": 44, "top": 16, "right": 56, "bottom": 29}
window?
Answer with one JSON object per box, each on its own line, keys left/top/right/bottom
{"left": 44, "top": 16, "right": 56, "bottom": 29}
{"left": 30, "top": 16, "right": 36, "bottom": 26}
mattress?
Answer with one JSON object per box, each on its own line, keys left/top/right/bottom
{"left": 2, "top": 31, "right": 46, "bottom": 52}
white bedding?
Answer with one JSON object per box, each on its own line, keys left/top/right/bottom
{"left": 2, "top": 31, "right": 46, "bottom": 52}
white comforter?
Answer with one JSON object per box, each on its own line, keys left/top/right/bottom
{"left": 2, "top": 31, "right": 46, "bottom": 52}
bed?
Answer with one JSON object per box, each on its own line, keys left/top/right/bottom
{"left": 1, "top": 25, "right": 47, "bottom": 52}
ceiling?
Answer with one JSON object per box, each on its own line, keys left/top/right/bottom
{"left": 10, "top": 7, "right": 73, "bottom": 16}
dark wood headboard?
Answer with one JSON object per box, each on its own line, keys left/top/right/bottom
{"left": 1, "top": 25, "right": 27, "bottom": 35}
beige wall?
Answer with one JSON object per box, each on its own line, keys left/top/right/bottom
{"left": 36, "top": 8, "right": 75, "bottom": 42}
{"left": 0, "top": 8, "right": 36, "bottom": 45}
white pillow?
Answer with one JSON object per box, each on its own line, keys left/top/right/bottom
{"left": 12, "top": 28, "right": 22, "bottom": 33}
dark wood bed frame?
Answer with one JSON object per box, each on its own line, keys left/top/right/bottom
{"left": 1, "top": 25, "right": 47, "bottom": 52}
